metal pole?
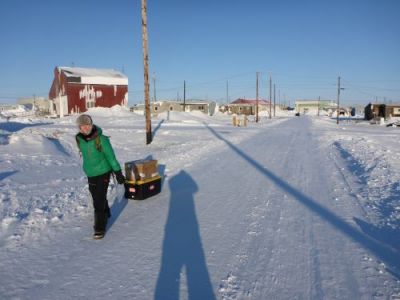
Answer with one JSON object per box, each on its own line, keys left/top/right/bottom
{"left": 141, "top": 0, "right": 152, "bottom": 144}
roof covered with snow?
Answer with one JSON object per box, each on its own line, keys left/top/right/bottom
{"left": 231, "top": 98, "right": 270, "bottom": 105}
{"left": 58, "top": 66, "right": 128, "bottom": 85}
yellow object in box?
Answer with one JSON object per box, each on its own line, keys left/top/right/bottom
{"left": 125, "top": 159, "right": 158, "bottom": 182}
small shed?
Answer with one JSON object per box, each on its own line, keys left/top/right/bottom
{"left": 49, "top": 66, "right": 128, "bottom": 116}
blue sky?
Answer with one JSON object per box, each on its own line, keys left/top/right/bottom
{"left": 0, "top": 0, "right": 399, "bottom": 106}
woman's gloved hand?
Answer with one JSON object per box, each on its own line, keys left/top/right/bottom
{"left": 114, "top": 170, "right": 126, "bottom": 184}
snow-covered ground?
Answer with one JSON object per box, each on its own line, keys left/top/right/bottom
{"left": 0, "top": 107, "right": 399, "bottom": 299}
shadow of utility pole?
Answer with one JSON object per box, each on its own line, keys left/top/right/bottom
{"left": 204, "top": 123, "right": 400, "bottom": 280}
{"left": 155, "top": 170, "right": 215, "bottom": 300}
{"left": 152, "top": 119, "right": 165, "bottom": 140}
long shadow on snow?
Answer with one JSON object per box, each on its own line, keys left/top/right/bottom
{"left": 354, "top": 217, "right": 400, "bottom": 252}
{"left": 0, "top": 121, "right": 52, "bottom": 132}
{"left": 155, "top": 170, "right": 216, "bottom": 300}
{"left": 333, "top": 141, "right": 376, "bottom": 184}
{"left": 204, "top": 124, "right": 400, "bottom": 279}
{"left": 46, "top": 137, "right": 71, "bottom": 156}
{"left": 0, "top": 170, "right": 18, "bottom": 181}
{"left": 152, "top": 119, "right": 165, "bottom": 140}
{"left": 334, "top": 141, "right": 400, "bottom": 252}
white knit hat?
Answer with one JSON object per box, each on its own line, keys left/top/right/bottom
{"left": 76, "top": 114, "right": 93, "bottom": 126}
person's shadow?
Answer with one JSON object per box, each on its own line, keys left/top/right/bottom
{"left": 155, "top": 170, "right": 215, "bottom": 300}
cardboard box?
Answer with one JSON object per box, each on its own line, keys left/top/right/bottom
{"left": 125, "top": 159, "right": 158, "bottom": 182}
{"left": 124, "top": 175, "right": 162, "bottom": 200}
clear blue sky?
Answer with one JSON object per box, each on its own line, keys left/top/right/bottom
{"left": 0, "top": 0, "right": 399, "bottom": 106}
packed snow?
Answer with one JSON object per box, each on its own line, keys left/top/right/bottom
{"left": 0, "top": 106, "right": 399, "bottom": 299}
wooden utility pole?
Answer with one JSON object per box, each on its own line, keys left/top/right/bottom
{"left": 336, "top": 76, "right": 341, "bottom": 125}
{"left": 256, "top": 72, "right": 259, "bottom": 123}
{"left": 183, "top": 80, "right": 186, "bottom": 111}
{"left": 152, "top": 72, "right": 156, "bottom": 103}
{"left": 279, "top": 89, "right": 281, "bottom": 108}
{"left": 226, "top": 81, "right": 229, "bottom": 104}
{"left": 141, "top": 0, "right": 152, "bottom": 144}
{"left": 58, "top": 68, "right": 64, "bottom": 118}
{"left": 273, "top": 84, "right": 276, "bottom": 117}
{"left": 269, "top": 74, "right": 272, "bottom": 119}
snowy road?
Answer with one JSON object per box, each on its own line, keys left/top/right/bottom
{"left": 1, "top": 114, "right": 399, "bottom": 299}
{"left": 204, "top": 118, "right": 400, "bottom": 299}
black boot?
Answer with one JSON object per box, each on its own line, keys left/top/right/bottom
{"left": 94, "top": 212, "right": 107, "bottom": 237}
{"left": 93, "top": 231, "right": 105, "bottom": 239}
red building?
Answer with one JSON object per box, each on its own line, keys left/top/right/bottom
{"left": 49, "top": 66, "right": 128, "bottom": 116}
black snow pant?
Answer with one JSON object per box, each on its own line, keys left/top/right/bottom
{"left": 88, "top": 172, "right": 111, "bottom": 232}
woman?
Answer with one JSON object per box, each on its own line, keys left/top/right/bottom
{"left": 76, "top": 114, "right": 125, "bottom": 239}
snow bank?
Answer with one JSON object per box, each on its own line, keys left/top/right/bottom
{"left": 312, "top": 117, "right": 400, "bottom": 232}
{"left": 85, "top": 105, "right": 133, "bottom": 118}
{"left": 0, "top": 105, "right": 34, "bottom": 118}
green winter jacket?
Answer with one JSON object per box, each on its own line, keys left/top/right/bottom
{"left": 76, "top": 125, "right": 121, "bottom": 177}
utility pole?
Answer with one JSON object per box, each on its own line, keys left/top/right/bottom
{"left": 256, "top": 72, "right": 259, "bottom": 123}
{"left": 58, "top": 68, "right": 64, "bottom": 118}
{"left": 141, "top": 0, "right": 152, "bottom": 144}
{"left": 273, "top": 84, "right": 276, "bottom": 117}
{"left": 278, "top": 89, "right": 281, "bottom": 109}
{"left": 183, "top": 80, "right": 186, "bottom": 112}
{"left": 269, "top": 74, "right": 272, "bottom": 119}
{"left": 336, "top": 76, "right": 343, "bottom": 125}
{"left": 152, "top": 72, "right": 156, "bottom": 103}
{"left": 226, "top": 81, "right": 229, "bottom": 104}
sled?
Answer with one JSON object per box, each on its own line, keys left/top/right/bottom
{"left": 124, "top": 175, "right": 162, "bottom": 200}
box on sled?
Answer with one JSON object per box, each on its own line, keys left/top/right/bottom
{"left": 124, "top": 175, "right": 162, "bottom": 200}
{"left": 125, "top": 159, "right": 158, "bottom": 182}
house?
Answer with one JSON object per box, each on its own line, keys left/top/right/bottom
{"left": 295, "top": 99, "right": 337, "bottom": 115}
{"left": 49, "top": 66, "right": 128, "bottom": 116}
{"left": 226, "top": 98, "right": 271, "bottom": 115}
{"left": 0, "top": 104, "right": 34, "bottom": 118}
{"left": 0, "top": 104, "right": 19, "bottom": 113}
{"left": 17, "top": 97, "right": 52, "bottom": 115}
{"left": 151, "top": 101, "right": 183, "bottom": 114}
{"left": 182, "top": 100, "right": 215, "bottom": 115}
{"left": 364, "top": 103, "right": 400, "bottom": 121}
{"left": 132, "top": 100, "right": 216, "bottom": 116}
